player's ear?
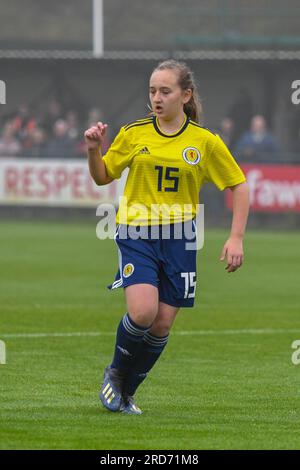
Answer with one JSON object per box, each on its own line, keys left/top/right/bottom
{"left": 182, "top": 88, "right": 192, "bottom": 104}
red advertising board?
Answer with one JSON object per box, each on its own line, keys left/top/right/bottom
{"left": 226, "top": 164, "right": 300, "bottom": 212}
{"left": 0, "top": 158, "right": 118, "bottom": 207}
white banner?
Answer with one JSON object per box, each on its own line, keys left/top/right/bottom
{"left": 0, "top": 158, "right": 118, "bottom": 207}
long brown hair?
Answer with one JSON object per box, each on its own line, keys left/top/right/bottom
{"left": 151, "top": 59, "right": 203, "bottom": 124}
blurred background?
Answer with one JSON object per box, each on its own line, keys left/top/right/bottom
{"left": 1, "top": 1, "right": 300, "bottom": 451}
{"left": 0, "top": 0, "right": 300, "bottom": 226}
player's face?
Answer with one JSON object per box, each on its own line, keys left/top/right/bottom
{"left": 149, "top": 69, "right": 191, "bottom": 121}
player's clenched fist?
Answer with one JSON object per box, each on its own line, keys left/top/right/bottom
{"left": 84, "top": 121, "right": 108, "bottom": 150}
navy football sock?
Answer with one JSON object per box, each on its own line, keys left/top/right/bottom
{"left": 110, "top": 313, "right": 151, "bottom": 374}
{"left": 123, "top": 332, "right": 169, "bottom": 396}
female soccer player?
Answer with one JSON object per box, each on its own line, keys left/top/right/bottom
{"left": 85, "top": 60, "right": 249, "bottom": 415}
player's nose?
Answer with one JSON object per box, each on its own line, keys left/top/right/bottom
{"left": 152, "top": 91, "right": 161, "bottom": 102}
{"left": 153, "top": 95, "right": 162, "bottom": 103}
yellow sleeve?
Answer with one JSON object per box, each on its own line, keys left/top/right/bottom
{"left": 203, "top": 134, "right": 246, "bottom": 190}
{"left": 102, "top": 127, "right": 133, "bottom": 179}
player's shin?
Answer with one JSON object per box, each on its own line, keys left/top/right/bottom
{"left": 110, "top": 312, "right": 151, "bottom": 373}
{"left": 123, "top": 332, "right": 169, "bottom": 396}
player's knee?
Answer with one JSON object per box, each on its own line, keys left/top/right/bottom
{"left": 128, "top": 306, "right": 158, "bottom": 328}
{"left": 150, "top": 318, "right": 172, "bottom": 336}
{"left": 125, "top": 284, "right": 158, "bottom": 327}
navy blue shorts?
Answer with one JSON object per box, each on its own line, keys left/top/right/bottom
{"left": 108, "top": 221, "right": 197, "bottom": 308}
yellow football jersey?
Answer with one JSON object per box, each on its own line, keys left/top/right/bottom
{"left": 102, "top": 115, "right": 246, "bottom": 225}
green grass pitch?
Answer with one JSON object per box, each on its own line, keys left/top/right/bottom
{"left": 1, "top": 220, "right": 300, "bottom": 450}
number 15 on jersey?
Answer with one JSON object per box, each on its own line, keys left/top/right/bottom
{"left": 181, "top": 272, "right": 196, "bottom": 299}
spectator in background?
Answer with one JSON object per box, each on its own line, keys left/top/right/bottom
{"left": 87, "top": 107, "right": 103, "bottom": 127}
{"left": 41, "top": 98, "right": 64, "bottom": 137}
{"left": 66, "top": 109, "right": 88, "bottom": 158}
{"left": 218, "top": 117, "right": 235, "bottom": 151}
{"left": 0, "top": 121, "right": 22, "bottom": 157}
{"left": 11, "top": 104, "right": 37, "bottom": 151}
{"left": 227, "top": 88, "right": 253, "bottom": 148}
{"left": 44, "top": 119, "right": 74, "bottom": 158}
{"left": 235, "top": 115, "right": 280, "bottom": 160}
{"left": 0, "top": 102, "right": 110, "bottom": 159}
{"left": 26, "top": 128, "right": 47, "bottom": 158}
{"left": 65, "top": 110, "right": 80, "bottom": 142}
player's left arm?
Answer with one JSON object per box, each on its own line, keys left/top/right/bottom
{"left": 220, "top": 181, "right": 249, "bottom": 273}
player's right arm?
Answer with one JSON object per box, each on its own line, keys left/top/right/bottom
{"left": 84, "top": 121, "right": 114, "bottom": 185}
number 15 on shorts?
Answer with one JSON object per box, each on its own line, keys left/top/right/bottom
{"left": 181, "top": 272, "right": 196, "bottom": 299}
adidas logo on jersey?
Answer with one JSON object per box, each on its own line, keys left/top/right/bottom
{"left": 139, "top": 146, "right": 150, "bottom": 154}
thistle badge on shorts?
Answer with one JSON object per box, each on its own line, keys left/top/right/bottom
{"left": 123, "top": 263, "right": 135, "bottom": 278}
{"left": 182, "top": 147, "right": 201, "bottom": 165}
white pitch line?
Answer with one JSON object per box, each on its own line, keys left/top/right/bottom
{"left": 0, "top": 332, "right": 114, "bottom": 339}
{"left": 175, "top": 328, "right": 300, "bottom": 336}
{"left": 2, "top": 328, "right": 300, "bottom": 339}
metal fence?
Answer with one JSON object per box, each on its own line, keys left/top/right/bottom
{"left": 0, "top": 0, "right": 300, "bottom": 52}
